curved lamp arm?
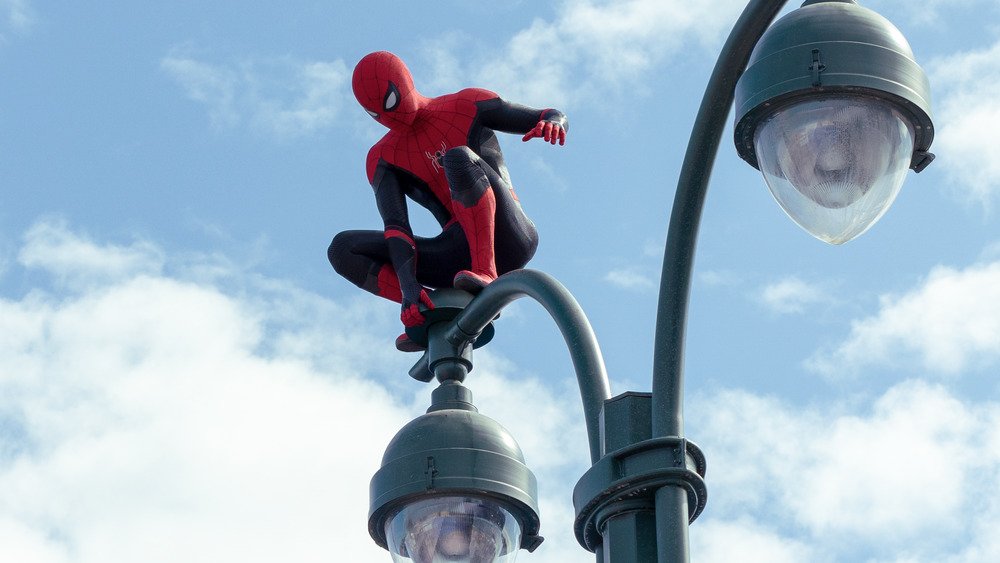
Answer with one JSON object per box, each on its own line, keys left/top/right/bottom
{"left": 444, "top": 269, "right": 612, "bottom": 464}
{"left": 652, "top": 0, "right": 789, "bottom": 438}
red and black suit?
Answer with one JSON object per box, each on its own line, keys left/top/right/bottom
{"left": 329, "top": 51, "right": 568, "bottom": 340}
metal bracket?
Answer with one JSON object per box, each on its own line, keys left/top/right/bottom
{"left": 403, "top": 289, "right": 495, "bottom": 350}
{"left": 405, "top": 289, "right": 496, "bottom": 383}
{"left": 573, "top": 436, "right": 708, "bottom": 553}
{"left": 911, "top": 150, "right": 935, "bottom": 172}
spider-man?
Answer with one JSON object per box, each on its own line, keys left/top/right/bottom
{"left": 328, "top": 51, "right": 568, "bottom": 351}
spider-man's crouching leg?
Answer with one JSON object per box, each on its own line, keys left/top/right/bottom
{"left": 328, "top": 224, "right": 471, "bottom": 300}
{"left": 443, "top": 146, "right": 538, "bottom": 293}
{"left": 328, "top": 230, "right": 401, "bottom": 301}
{"left": 329, "top": 225, "right": 477, "bottom": 350}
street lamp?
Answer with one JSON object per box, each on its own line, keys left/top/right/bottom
{"left": 365, "top": 0, "right": 935, "bottom": 561}
{"left": 734, "top": 0, "right": 934, "bottom": 244}
{"left": 369, "top": 379, "right": 542, "bottom": 563}
{"left": 367, "top": 291, "right": 543, "bottom": 563}
{"left": 370, "top": 278, "right": 615, "bottom": 563}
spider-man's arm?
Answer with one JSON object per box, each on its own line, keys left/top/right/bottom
{"left": 475, "top": 95, "right": 569, "bottom": 145}
{"left": 371, "top": 158, "right": 434, "bottom": 326}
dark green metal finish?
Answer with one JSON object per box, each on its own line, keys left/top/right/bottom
{"left": 368, "top": 379, "right": 544, "bottom": 553}
{"left": 734, "top": 0, "right": 935, "bottom": 171}
{"left": 445, "top": 269, "right": 612, "bottom": 465}
{"left": 574, "top": 393, "right": 707, "bottom": 556}
{"left": 428, "top": 378, "right": 475, "bottom": 412}
{"left": 600, "top": 508, "right": 659, "bottom": 562}
{"left": 405, "top": 288, "right": 496, "bottom": 383}
{"left": 653, "top": 0, "right": 788, "bottom": 440}
{"left": 652, "top": 1, "right": 790, "bottom": 561}
{"left": 385, "top": 271, "right": 607, "bottom": 558}
{"left": 404, "top": 288, "right": 496, "bottom": 350}
{"left": 652, "top": 1, "right": 931, "bottom": 560}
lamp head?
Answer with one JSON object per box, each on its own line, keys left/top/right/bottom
{"left": 734, "top": 0, "right": 934, "bottom": 244}
{"left": 369, "top": 381, "right": 542, "bottom": 562}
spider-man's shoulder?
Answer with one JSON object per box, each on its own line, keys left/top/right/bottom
{"left": 426, "top": 88, "right": 499, "bottom": 115}
{"left": 365, "top": 140, "right": 391, "bottom": 183}
{"left": 455, "top": 87, "right": 500, "bottom": 102}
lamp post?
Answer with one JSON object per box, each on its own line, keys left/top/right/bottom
{"left": 365, "top": 0, "right": 935, "bottom": 561}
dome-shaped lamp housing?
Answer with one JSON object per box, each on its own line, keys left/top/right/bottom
{"left": 734, "top": 0, "right": 934, "bottom": 244}
{"left": 369, "top": 382, "right": 543, "bottom": 562}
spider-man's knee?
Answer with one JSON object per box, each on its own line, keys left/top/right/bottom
{"left": 444, "top": 147, "right": 490, "bottom": 206}
{"left": 328, "top": 232, "right": 365, "bottom": 282}
{"left": 442, "top": 146, "right": 477, "bottom": 169}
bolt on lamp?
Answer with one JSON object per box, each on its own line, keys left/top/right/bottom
{"left": 734, "top": 0, "right": 935, "bottom": 244}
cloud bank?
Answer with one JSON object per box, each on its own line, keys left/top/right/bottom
{"left": 0, "top": 220, "right": 593, "bottom": 562}
{"left": 759, "top": 276, "right": 829, "bottom": 315}
{"left": 420, "top": 0, "right": 748, "bottom": 108}
{"left": 161, "top": 50, "right": 349, "bottom": 138}
{"left": 928, "top": 37, "right": 1000, "bottom": 207}
{"left": 692, "top": 379, "right": 1000, "bottom": 562}
{"left": 809, "top": 261, "right": 1000, "bottom": 377}
{"left": 0, "top": 221, "right": 414, "bottom": 562}
{"left": 0, "top": 0, "right": 32, "bottom": 40}
{"left": 5, "top": 221, "right": 1000, "bottom": 562}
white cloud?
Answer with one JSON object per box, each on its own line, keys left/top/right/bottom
{"left": 691, "top": 379, "right": 1000, "bottom": 560}
{"left": 160, "top": 55, "right": 240, "bottom": 128}
{"left": 808, "top": 261, "right": 1000, "bottom": 377}
{"left": 0, "top": 219, "right": 596, "bottom": 562}
{"left": 20, "top": 221, "right": 1000, "bottom": 562}
{"left": 927, "top": 38, "right": 1000, "bottom": 207}
{"left": 869, "top": 0, "right": 991, "bottom": 26}
{"left": 604, "top": 267, "right": 655, "bottom": 291}
{"left": 161, "top": 49, "right": 349, "bottom": 138}
{"left": 758, "top": 276, "right": 828, "bottom": 315}
{"left": 421, "top": 0, "right": 747, "bottom": 108}
{"left": 692, "top": 519, "right": 819, "bottom": 563}
{"left": 247, "top": 60, "right": 348, "bottom": 137}
{"left": 1, "top": 221, "right": 413, "bottom": 562}
{"left": 18, "top": 219, "right": 164, "bottom": 287}
{"left": 0, "top": 0, "right": 33, "bottom": 39}
{"left": 788, "top": 383, "right": 975, "bottom": 540}
{"left": 642, "top": 238, "right": 665, "bottom": 259}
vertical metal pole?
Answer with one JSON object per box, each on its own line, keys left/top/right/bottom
{"left": 648, "top": 1, "right": 790, "bottom": 561}
{"left": 654, "top": 487, "right": 690, "bottom": 562}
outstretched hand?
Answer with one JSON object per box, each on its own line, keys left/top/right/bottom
{"left": 400, "top": 289, "right": 435, "bottom": 327}
{"left": 522, "top": 120, "right": 567, "bottom": 145}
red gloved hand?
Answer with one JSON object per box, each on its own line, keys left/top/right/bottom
{"left": 400, "top": 289, "right": 435, "bottom": 327}
{"left": 522, "top": 120, "right": 567, "bottom": 145}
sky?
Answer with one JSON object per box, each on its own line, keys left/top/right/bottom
{"left": 2, "top": 0, "right": 1000, "bottom": 562}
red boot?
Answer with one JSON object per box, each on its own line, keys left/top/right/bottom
{"left": 377, "top": 266, "right": 430, "bottom": 352}
{"left": 374, "top": 264, "right": 403, "bottom": 303}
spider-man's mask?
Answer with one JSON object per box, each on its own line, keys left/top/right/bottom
{"left": 352, "top": 51, "right": 423, "bottom": 130}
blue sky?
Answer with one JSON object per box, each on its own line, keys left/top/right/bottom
{"left": 3, "top": 1, "right": 1000, "bottom": 561}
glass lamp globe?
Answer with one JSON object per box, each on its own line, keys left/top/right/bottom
{"left": 385, "top": 496, "right": 523, "bottom": 563}
{"left": 754, "top": 96, "right": 915, "bottom": 244}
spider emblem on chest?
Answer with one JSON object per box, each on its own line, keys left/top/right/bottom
{"left": 425, "top": 141, "right": 448, "bottom": 173}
